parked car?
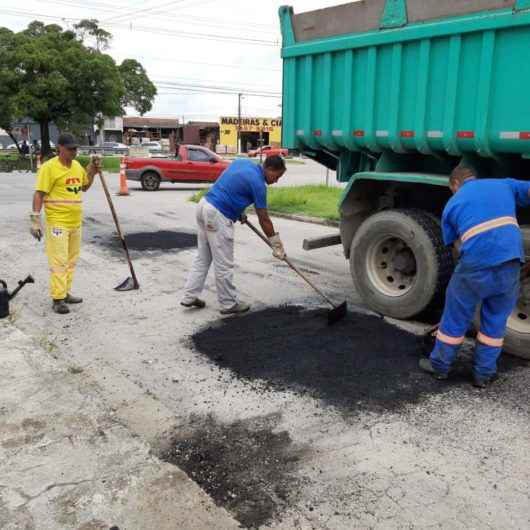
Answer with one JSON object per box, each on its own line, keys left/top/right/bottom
{"left": 103, "top": 141, "right": 127, "bottom": 149}
{"left": 248, "top": 145, "right": 288, "bottom": 158}
{"left": 125, "top": 144, "right": 230, "bottom": 191}
{"left": 6, "top": 140, "right": 55, "bottom": 150}
{"left": 142, "top": 141, "right": 162, "bottom": 153}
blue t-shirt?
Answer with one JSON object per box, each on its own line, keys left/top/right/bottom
{"left": 442, "top": 178, "right": 530, "bottom": 270}
{"left": 205, "top": 159, "right": 267, "bottom": 221}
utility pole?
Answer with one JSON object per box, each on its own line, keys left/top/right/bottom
{"left": 237, "top": 93, "right": 242, "bottom": 155}
{"left": 259, "top": 128, "right": 263, "bottom": 164}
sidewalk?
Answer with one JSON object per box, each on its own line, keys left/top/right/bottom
{"left": 0, "top": 321, "right": 239, "bottom": 530}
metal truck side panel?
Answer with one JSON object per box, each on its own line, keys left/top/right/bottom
{"left": 280, "top": 4, "right": 530, "bottom": 160}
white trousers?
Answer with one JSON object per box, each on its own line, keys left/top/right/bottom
{"left": 182, "top": 198, "right": 238, "bottom": 309}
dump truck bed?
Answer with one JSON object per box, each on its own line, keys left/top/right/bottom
{"left": 280, "top": 0, "right": 530, "bottom": 159}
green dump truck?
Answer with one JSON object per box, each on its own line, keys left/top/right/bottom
{"left": 279, "top": 0, "right": 530, "bottom": 359}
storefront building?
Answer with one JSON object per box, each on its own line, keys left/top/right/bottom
{"left": 218, "top": 116, "right": 282, "bottom": 154}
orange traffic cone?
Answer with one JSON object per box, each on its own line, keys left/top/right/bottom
{"left": 117, "top": 156, "right": 130, "bottom": 196}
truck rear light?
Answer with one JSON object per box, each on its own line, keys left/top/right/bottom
{"left": 457, "top": 131, "right": 475, "bottom": 139}
{"left": 400, "top": 130, "right": 415, "bottom": 138}
{"left": 500, "top": 132, "right": 530, "bottom": 140}
{"left": 353, "top": 130, "right": 365, "bottom": 137}
{"left": 313, "top": 129, "right": 322, "bottom": 137}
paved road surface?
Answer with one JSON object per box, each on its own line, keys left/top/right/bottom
{"left": 1, "top": 170, "right": 528, "bottom": 529}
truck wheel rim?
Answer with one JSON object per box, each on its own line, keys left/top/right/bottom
{"left": 365, "top": 236, "right": 417, "bottom": 297}
{"left": 507, "top": 277, "right": 530, "bottom": 333}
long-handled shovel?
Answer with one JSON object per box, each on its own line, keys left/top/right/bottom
{"left": 243, "top": 218, "right": 347, "bottom": 325}
{"left": 98, "top": 170, "right": 140, "bottom": 291}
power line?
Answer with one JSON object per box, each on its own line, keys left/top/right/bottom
{"left": 155, "top": 80, "right": 281, "bottom": 97}
{"left": 0, "top": 8, "right": 279, "bottom": 46}
{"left": 155, "top": 75, "right": 280, "bottom": 92}
{"left": 140, "top": 56, "right": 280, "bottom": 73}
{"left": 103, "top": 0, "right": 190, "bottom": 23}
{"left": 42, "top": 0, "right": 278, "bottom": 33}
{"left": 156, "top": 86, "right": 282, "bottom": 99}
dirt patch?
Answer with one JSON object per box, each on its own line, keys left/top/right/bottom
{"left": 192, "top": 306, "right": 524, "bottom": 414}
{"left": 98, "top": 230, "right": 197, "bottom": 253}
{"left": 159, "top": 414, "right": 306, "bottom": 529}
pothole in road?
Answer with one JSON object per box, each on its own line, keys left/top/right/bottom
{"left": 191, "top": 306, "right": 524, "bottom": 414}
{"left": 95, "top": 230, "right": 197, "bottom": 253}
{"left": 159, "top": 414, "right": 307, "bottom": 529}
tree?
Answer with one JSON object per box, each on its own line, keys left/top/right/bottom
{"left": 0, "top": 28, "right": 23, "bottom": 153}
{"left": 0, "top": 20, "right": 156, "bottom": 157}
{"left": 74, "top": 19, "right": 112, "bottom": 52}
{"left": 119, "top": 59, "right": 157, "bottom": 115}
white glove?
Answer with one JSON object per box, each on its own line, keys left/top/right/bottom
{"left": 269, "top": 233, "right": 286, "bottom": 260}
{"left": 30, "top": 212, "right": 42, "bottom": 241}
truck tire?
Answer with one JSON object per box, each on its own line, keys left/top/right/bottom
{"left": 350, "top": 209, "right": 453, "bottom": 319}
{"left": 141, "top": 171, "right": 161, "bottom": 191}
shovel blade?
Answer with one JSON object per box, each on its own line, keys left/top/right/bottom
{"left": 114, "top": 277, "right": 139, "bottom": 291}
{"left": 328, "top": 301, "right": 347, "bottom": 326}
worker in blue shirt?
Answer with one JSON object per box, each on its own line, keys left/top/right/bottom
{"left": 420, "top": 166, "right": 530, "bottom": 387}
{"left": 181, "top": 156, "right": 287, "bottom": 314}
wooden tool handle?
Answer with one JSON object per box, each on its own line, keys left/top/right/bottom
{"left": 282, "top": 256, "right": 335, "bottom": 307}
{"left": 244, "top": 218, "right": 335, "bottom": 309}
{"left": 98, "top": 172, "right": 139, "bottom": 286}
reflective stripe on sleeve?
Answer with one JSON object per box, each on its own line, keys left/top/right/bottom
{"left": 436, "top": 330, "right": 465, "bottom": 346}
{"left": 50, "top": 266, "right": 67, "bottom": 274}
{"left": 44, "top": 199, "right": 82, "bottom": 204}
{"left": 461, "top": 216, "right": 518, "bottom": 243}
{"left": 477, "top": 332, "right": 504, "bottom": 348}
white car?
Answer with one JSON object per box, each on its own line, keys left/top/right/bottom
{"left": 142, "top": 141, "right": 162, "bottom": 152}
{"left": 103, "top": 141, "right": 128, "bottom": 149}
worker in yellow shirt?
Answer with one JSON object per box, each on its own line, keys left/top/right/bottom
{"left": 30, "top": 133, "right": 101, "bottom": 314}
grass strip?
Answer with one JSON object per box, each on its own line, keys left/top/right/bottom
{"left": 190, "top": 185, "right": 341, "bottom": 221}
{"left": 0, "top": 154, "right": 122, "bottom": 173}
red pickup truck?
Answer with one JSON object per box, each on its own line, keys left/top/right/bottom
{"left": 125, "top": 145, "right": 230, "bottom": 191}
{"left": 247, "top": 145, "right": 288, "bottom": 158}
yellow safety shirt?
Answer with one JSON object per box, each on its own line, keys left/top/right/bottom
{"left": 35, "top": 156, "right": 88, "bottom": 229}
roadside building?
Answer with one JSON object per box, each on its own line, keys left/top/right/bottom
{"left": 122, "top": 117, "right": 179, "bottom": 145}
{"left": 0, "top": 120, "right": 61, "bottom": 148}
{"left": 218, "top": 116, "right": 282, "bottom": 154}
{"left": 100, "top": 117, "right": 124, "bottom": 143}
{"left": 177, "top": 121, "right": 220, "bottom": 153}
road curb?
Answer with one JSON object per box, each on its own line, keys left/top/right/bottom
{"left": 268, "top": 210, "right": 339, "bottom": 227}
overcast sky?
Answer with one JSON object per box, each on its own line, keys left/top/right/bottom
{"left": 0, "top": 0, "right": 343, "bottom": 121}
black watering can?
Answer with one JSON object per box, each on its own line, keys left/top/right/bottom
{"left": 0, "top": 275, "right": 35, "bottom": 319}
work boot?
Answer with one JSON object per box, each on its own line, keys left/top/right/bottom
{"left": 419, "top": 357, "right": 448, "bottom": 380}
{"left": 65, "top": 293, "right": 83, "bottom": 304}
{"left": 52, "top": 299, "right": 70, "bottom": 315}
{"left": 180, "top": 298, "right": 206, "bottom": 309}
{"left": 220, "top": 302, "right": 250, "bottom": 315}
{"left": 472, "top": 373, "right": 499, "bottom": 389}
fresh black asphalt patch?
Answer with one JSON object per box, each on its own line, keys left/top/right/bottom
{"left": 159, "top": 414, "right": 307, "bottom": 529}
{"left": 192, "top": 306, "right": 526, "bottom": 414}
{"left": 95, "top": 230, "right": 197, "bottom": 253}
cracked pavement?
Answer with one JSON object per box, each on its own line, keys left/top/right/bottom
{"left": 1, "top": 167, "right": 529, "bottom": 529}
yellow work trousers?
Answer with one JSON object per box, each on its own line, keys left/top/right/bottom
{"left": 45, "top": 225, "right": 81, "bottom": 300}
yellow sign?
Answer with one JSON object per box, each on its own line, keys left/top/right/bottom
{"left": 219, "top": 116, "right": 283, "bottom": 149}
